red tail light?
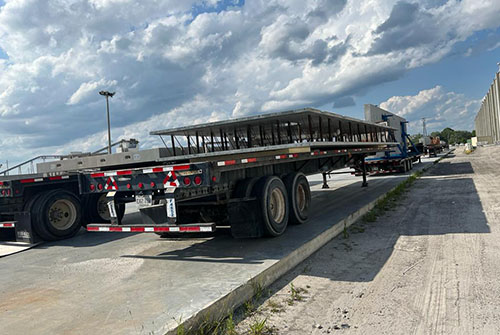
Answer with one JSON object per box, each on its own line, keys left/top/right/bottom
{"left": 183, "top": 177, "right": 191, "bottom": 186}
{"left": 194, "top": 176, "right": 202, "bottom": 185}
{"left": 97, "top": 184, "right": 103, "bottom": 190}
{"left": 89, "top": 184, "right": 96, "bottom": 191}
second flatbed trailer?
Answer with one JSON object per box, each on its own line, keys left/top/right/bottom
{"left": 0, "top": 108, "right": 397, "bottom": 242}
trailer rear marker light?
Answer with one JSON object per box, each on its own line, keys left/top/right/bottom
{"left": 184, "top": 177, "right": 191, "bottom": 186}
{"left": 138, "top": 182, "right": 144, "bottom": 188}
{"left": 212, "top": 176, "right": 217, "bottom": 182}
{"left": 194, "top": 176, "right": 202, "bottom": 185}
{"left": 150, "top": 182, "right": 156, "bottom": 188}
{"left": 127, "top": 183, "right": 132, "bottom": 189}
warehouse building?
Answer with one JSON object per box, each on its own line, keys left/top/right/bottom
{"left": 475, "top": 71, "right": 500, "bottom": 144}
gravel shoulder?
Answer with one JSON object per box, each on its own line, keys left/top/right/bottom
{"left": 235, "top": 147, "right": 500, "bottom": 335}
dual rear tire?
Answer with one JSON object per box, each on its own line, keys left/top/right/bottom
{"left": 25, "top": 189, "right": 82, "bottom": 241}
{"left": 236, "top": 173, "right": 311, "bottom": 237}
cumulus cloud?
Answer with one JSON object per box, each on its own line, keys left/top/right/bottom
{"left": 379, "top": 86, "right": 481, "bottom": 132}
{"left": 67, "top": 79, "right": 117, "bottom": 105}
{"left": 0, "top": 0, "right": 499, "bottom": 164}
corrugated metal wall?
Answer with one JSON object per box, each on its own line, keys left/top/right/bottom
{"left": 475, "top": 72, "right": 500, "bottom": 144}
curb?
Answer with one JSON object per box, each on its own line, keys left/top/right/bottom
{"left": 168, "top": 151, "right": 452, "bottom": 334}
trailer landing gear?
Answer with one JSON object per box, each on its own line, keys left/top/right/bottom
{"left": 322, "top": 173, "right": 329, "bottom": 189}
{"left": 362, "top": 159, "right": 368, "bottom": 188}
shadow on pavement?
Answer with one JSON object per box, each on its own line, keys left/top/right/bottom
{"left": 267, "top": 157, "right": 489, "bottom": 288}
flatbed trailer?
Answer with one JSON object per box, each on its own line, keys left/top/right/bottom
{"left": 352, "top": 104, "right": 421, "bottom": 176}
{"left": 0, "top": 108, "right": 397, "bottom": 242}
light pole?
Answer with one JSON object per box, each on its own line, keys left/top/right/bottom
{"left": 99, "top": 90, "right": 115, "bottom": 154}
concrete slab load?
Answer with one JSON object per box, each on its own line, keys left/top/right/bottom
{"left": 0, "top": 153, "right": 448, "bottom": 335}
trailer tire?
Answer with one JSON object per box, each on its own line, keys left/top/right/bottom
{"left": 283, "top": 173, "right": 311, "bottom": 225}
{"left": 253, "top": 176, "right": 289, "bottom": 237}
{"left": 82, "top": 194, "right": 125, "bottom": 226}
{"left": 24, "top": 193, "right": 55, "bottom": 240}
{"left": 32, "top": 189, "right": 82, "bottom": 240}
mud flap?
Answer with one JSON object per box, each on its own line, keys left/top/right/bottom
{"left": 14, "top": 212, "right": 42, "bottom": 244}
{"left": 228, "top": 197, "right": 264, "bottom": 238}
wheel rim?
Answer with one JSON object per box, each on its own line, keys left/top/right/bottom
{"left": 48, "top": 199, "right": 77, "bottom": 230}
{"left": 270, "top": 188, "right": 286, "bottom": 223}
{"left": 296, "top": 183, "right": 307, "bottom": 212}
{"left": 97, "top": 194, "right": 111, "bottom": 221}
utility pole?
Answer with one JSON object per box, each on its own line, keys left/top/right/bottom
{"left": 422, "top": 117, "right": 428, "bottom": 137}
{"left": 99, "top": 91, "right": 115, "bottom": 154}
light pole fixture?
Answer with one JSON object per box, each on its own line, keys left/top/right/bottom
{"left": 99, "top": 90, "right": 115, "bottom": 154}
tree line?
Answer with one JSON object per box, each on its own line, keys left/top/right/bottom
{"left": 410, "top": 127, "right": 475, "bottom": 145}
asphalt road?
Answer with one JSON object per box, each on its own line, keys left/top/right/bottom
{"left": 0, "top": 154, "right": 444, "bottom": 335}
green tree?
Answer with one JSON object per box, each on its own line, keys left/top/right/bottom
{"left": 440, "top": 127, "right": 455, "bottom": 144}
{"left": 409, "top": 133, "right": 423, "bottom": 144}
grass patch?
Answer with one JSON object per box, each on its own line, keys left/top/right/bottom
{"left": 267, "top": 300, "right": 285, "bottom": 314}
{"left": 287, "top": 283, "right": 308, "bottom": 306}
{"left": 361, "top": 170, "right": 423, "bottom": 224}
{"left": 249, "top": 318, "right": 276, "bottom": 335}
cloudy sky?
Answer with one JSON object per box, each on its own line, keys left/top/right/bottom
{"left": 1, "top": 0, "right": 499, "bottom": 165}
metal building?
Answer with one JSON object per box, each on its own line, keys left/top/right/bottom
{"left": 475, "top": 71, "right": 500, "bottom": 144}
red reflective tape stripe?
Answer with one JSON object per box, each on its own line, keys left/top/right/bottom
{"left": 109, "top": 227, "right": 123, "bottom": 232}
{"left": 154, "top": 227, "right": 171, "bottom": 232}
{"left": 86, "top": 226, "right": 99, "bottom": 231}
{"left": 91, "top": 172, "right": 105, "bottom": 178}
{"left": 117, "top": 170, "right": 132, "bottom": 176}
{"left": 291, "top": 154, "right": 298, "bottom": 158}
{"left": 20, "top": 179, "right": 35, "bottom": 183}
{"left": 224, "top": 160, "right": 236, "bottom": 166}
{"left": 152, "top": 167, "right": 164, "bottom": 173}
{"left": 180, "top": 226, "right": 201, "bottom": 232}
{"left": 0, "top": 182, "right": 3, "bottom": 185}
{"left": 173, "top": 164, "right": 191, "bottom": 171}
{"left": 49, "top": 176, "right": 62, "bottom": 180}
{"left": 131, "top": 227, "right": 145, "bottom": 232}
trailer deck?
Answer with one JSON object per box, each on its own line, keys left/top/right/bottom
{"left": 0, "top": 108, "right": 398, "bottom": 243}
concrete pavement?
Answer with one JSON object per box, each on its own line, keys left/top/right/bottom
{"left": 0, "top": 154, "right": 446, "bottom": 334}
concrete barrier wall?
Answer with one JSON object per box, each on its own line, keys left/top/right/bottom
{"left": 475, "top": 72, "right": 500, "bottom": 144}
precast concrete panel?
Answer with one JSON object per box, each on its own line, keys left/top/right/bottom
{"left": 474, "top": 71, "right": 500, "bottom": 144}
